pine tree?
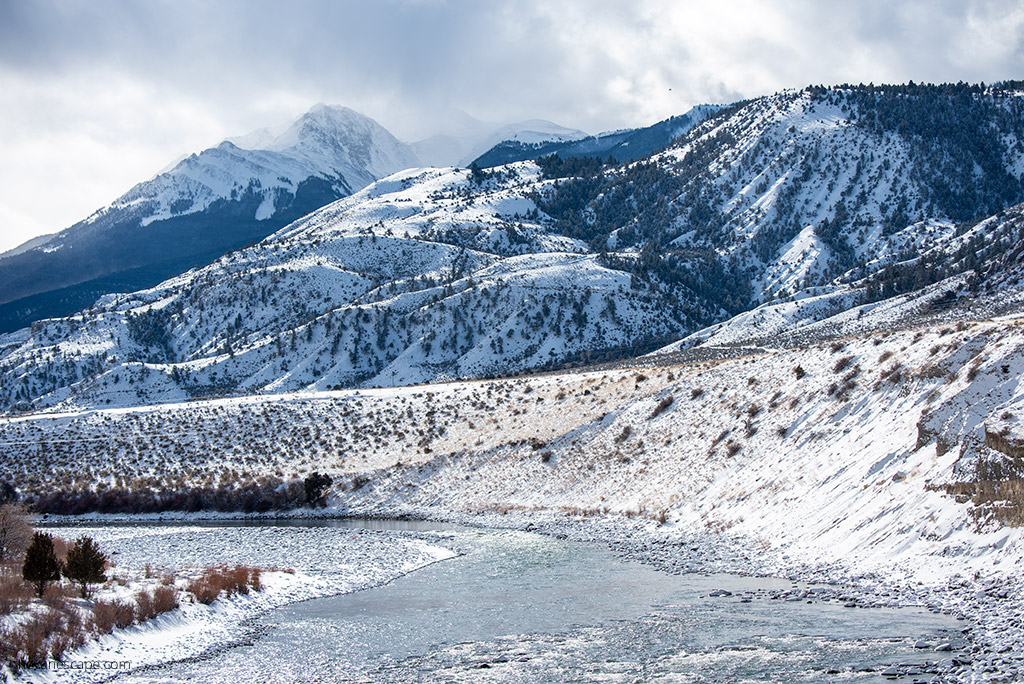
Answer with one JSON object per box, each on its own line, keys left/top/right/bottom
{"left": 62, "top": 536, "right": 108, "bottom": 598}
{"left": 22, "top": 531, "right": 62, "bottom": 598}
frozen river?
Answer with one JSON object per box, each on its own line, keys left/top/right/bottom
{"left": 63, "top": 519, "right": 965, "bottom": 683}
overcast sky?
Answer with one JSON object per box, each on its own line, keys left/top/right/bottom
{"left": 1, "top": 0, "right": 1022, "bottom": 253}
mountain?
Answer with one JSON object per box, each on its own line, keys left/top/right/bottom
{"left": 411, "top": 111, "right": 588, "bottom": 167}
{"left": 472, "top": 105, "right": 720, "bottom": 167}
{"left": 0, "top": 104, "right": 420, "bottom": 333}
{"left": 0, "top": 82, "right": 1022, "bottom": 415}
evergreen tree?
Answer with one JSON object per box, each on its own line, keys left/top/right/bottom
{"left": 62, "top": 536, "right": 108, "bottom": 598}
{"left": 22, "top": 531, "right": 61, "bottom": 598}
{"left": 303, "top": 472, "right": 332, "bottom": 507}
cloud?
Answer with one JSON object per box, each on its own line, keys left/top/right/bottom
{"left": 0, "top": 0, "right": 1021, "bottom": 251}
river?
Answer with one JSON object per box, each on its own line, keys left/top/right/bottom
{"left": 75, "top": 520, "right": 963, "bottom": 683}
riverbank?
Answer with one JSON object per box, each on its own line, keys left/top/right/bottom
{"left": 3, "top": 524, "right": 457, "bottom": 683}
{"left": 9, "top": 514, "right": 974, "bottom": 683}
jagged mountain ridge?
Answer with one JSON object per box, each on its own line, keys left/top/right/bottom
{"left": 1, "top": 82, "right": 1023, "bottom": 414}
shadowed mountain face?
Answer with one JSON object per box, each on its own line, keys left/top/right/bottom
{"left": 1, "top": 82, "right": 1022, "bottom": 414}
{"left": 0, "top": 105, "right": 420, "bottom": 332}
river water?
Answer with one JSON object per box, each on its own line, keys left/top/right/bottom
{"left": 99, "top": 521, "right": 961, "bottom": 683}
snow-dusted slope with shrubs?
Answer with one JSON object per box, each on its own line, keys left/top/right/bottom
{"left": 0, "top": 163, "right": 711, "bottom": 412}
{"left": 1, "top": 82, "right": 1023, "bottom": 414}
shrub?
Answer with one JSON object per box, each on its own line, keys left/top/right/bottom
{"left": 0, "top": 568, "right": 32, "bottom": 615}
{"left": 135, "top": 589, "right": 156, "bottom": 621}
{"left": 878, "top": 363, "right": 903, "bottom": 385}
{"left": 303, "top": 472, "right": 332, "bottom": 507}
{"left": 650, "top": 395, "right": 674, "bottom": 418}
{"left": 92, "top": 599, "right": 135, "bottom": 633}
{"left": 152, "top": 585, "right": 179, "bottom": 614}
{"left": 0, "top": 503, "right": 33, "bottom": 562}
{"left": 833, "top": 355, "right": 855, "bottom": 373}
{"left": 10, "top": 616, "right": 49, "bottom": 668}
{"left": 187, "top": 565, "right": 263, "bottom": 605}
{"left": 690, "top": 387, "right": 704, "bottom": 399}
{"left": 967, "top": 362, "right": 982, "bottom": 382}
{"left": 614, "top": 425, "right": 632, "bottom": 443}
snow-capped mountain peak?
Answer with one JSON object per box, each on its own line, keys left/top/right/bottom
{"left": 0, "top": 104, "right": 424, "bottom": 331}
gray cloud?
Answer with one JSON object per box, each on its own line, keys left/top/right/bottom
{"left": 1, "top": 0, "right": 1022, "bottom": 250}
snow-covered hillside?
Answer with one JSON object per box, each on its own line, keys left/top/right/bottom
{"left": 0, "top": 163, "right": 712, "bottom": 413}
{"left": 1, "top": 82, "right": 1022, "bottom": 414}
{"left": 472, "top": 104, "right": 721, "bottom": 168}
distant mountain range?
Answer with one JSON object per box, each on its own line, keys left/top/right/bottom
{"left": 1, "top": 81, "right": 1023, "bottom": 414}
{"left": 471, "top": 105, "right": 721, "bottom": 167}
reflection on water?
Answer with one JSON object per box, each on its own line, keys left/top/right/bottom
{"left": 114, "top": 524, "right": 963, "bottom": 683}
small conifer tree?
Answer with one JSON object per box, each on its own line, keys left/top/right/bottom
{"left": 63, "top": 536, "right": 108, "bottom": 598}
{"left": 303, "top": 472, "right": 332, "bottom": 507}
{"left": 22, "top": 531, "right": 62, "bottom": 598}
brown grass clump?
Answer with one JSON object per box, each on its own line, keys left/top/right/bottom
{"left": 135, "top": 589, "right": 157, "bottom": 622}
{"left": 0, "top": 566, "right": 33, "bottom": 615}
{"left": 187, "top": 565, "right": 263, "bottom": 605}
{"left": 1, "top": 603, "right": 88, "bottom": 671}
{"left": 650, "top": 394, "right": 674, "bottom": 418}
{"left": 152, "top": 585, "right": 179, "bottom": 613}
{"left": 832, "top": 355, "right": 855, "bottom": 373}
{"left": 91, "top": 599, "right": 135, "bottom": 633}
{"left": 8, "top": 616, "right": 49, "bottom": 668}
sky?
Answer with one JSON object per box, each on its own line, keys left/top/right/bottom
{"left": 0, "top": 0, "right": 1022, "bottom": 253}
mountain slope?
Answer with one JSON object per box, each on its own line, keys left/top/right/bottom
{"left": 0, "top": 105, "right": 420, "bottom": 332}
{"left": 0, "top": 82, "right": 1022, "bottom": 414}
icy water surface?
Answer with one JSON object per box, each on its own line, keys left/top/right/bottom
{"left": 118, "top": 522, "right": 962, "bottom": 683}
